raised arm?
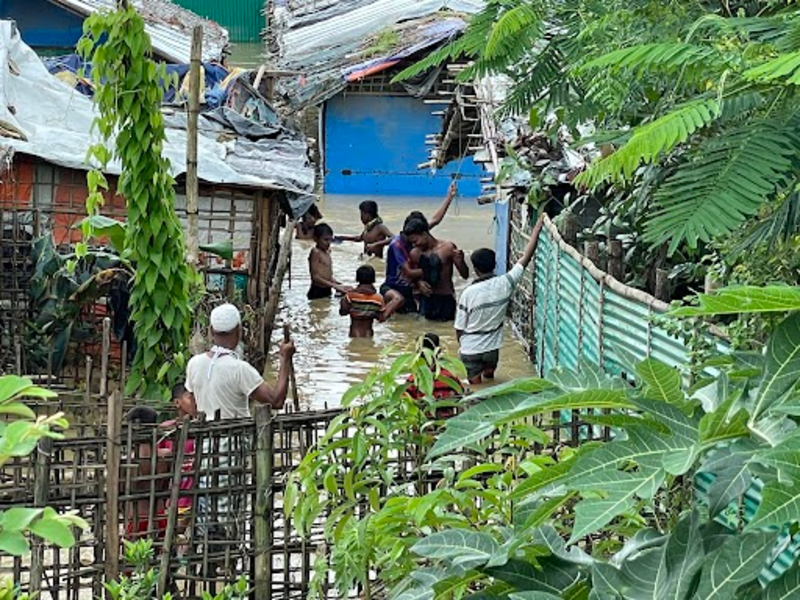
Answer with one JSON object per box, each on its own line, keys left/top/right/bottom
{"left": 335, "top": 233, "right": 364, "bottom": 243}
{"left": 518, "top": 215, "right": 545, "bottom": 268}
{"left": 250, "top": 341, "right": 295, "bottom": 409}
{"left": 429, "top": 181, "right": 458, "bottom": 229}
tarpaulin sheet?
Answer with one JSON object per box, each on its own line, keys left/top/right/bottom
{"left": 0, "top": 22, "right": 316, "bottom": 217}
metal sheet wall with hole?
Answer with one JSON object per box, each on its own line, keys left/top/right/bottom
{"left": 324, "top": 93, "right": 484, "bottom": 197}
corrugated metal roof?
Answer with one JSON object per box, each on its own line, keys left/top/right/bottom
{"left": 47, "top": 0, "right": 229, "bottom": 63}
{"left": 271, "top": 0, "right": 484, "bottom": 108}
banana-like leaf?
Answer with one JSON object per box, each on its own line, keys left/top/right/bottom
{"left": 756, "top": 563, "right": 800, "bottom": 599}
{"left": 670, "top": 286, "right": 800, "bottom": 317}
{"left": 693, "top": 531, "right": 776, "bottom": 599}
{"left": 749, "top": 313, "right": 800, "bottom": 425}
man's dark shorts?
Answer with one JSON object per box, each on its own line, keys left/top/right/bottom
{"left": 461, "top": 349, "right": 500, "bottom": 380}
{"left": 380, "top": 283, "right": 417, "bottom": 314}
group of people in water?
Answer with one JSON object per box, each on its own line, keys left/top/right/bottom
{"left": 299, "top": 183, "right": 544, "bottom": 384}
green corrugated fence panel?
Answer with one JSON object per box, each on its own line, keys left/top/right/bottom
{"left": 511, "top": 217, "right": 792, "bottom": 582}
{"left": 173, "top": 0, "right": 264, "bottom": 43}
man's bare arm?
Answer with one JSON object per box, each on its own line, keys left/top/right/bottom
{"left": 429, "top": 181, "right": 458, "bottom": 229}
{"left": 518, "top": 215, "right": 545, "bottom": 268}
{"left": 453, "top": 245, "right": 469, "bottom": 279}
{"left": 250, "top": 343, "right": 294, "bottom": 409}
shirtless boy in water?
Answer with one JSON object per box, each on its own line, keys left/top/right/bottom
{"left": 336, "top": 200, "right": 394, "bottom": 258}
{"left": 308, "top": 223, "right": 348, "bottom": 299}
{"left": 403, "top": 218, "right": 469, "bottom": 321}
{"left": 339, "top": 265, "right": 403, "bottom": 337}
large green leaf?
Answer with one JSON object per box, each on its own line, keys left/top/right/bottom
{"left": 756, "top": 563, "right": 800, "bottom": 599}
{"left": 654, "top": 511, "right": 705, "bottom": 600}
{"left": 756, "top": 435, "right": 800, "bottom": 483}
{"left": 592, "top": 546, "right": 664, "bottom": 600}
{"left": 487, "top": 558, "right": 581, "bottom": 596}
{"left": 702, "top": 455, "right": 752, "bottom": 518}
{"left": 76, "top": 214, "right": 127, "bottom": 252}
{"left": 670, "top": 286, "right": 800, "bottom": 317}
{"left": 412, "top": 530, "right": 499, "bottom": 569}
{"left": 693, "top": 531, "right": 776, "bottom": 599}
{"left": 749, "top": 313, "right": 800, "bottom": 426}
{"left": 634, "top": 399, "right": 700, "bottom": 475}
{"left": 0, "top": 375, "right": 56, "bottom": 403}
{"left": 636, "top": 359, "right": 685, "bottom": 406}
{"left": 746, "top": 481, "right": 800, "bottom": 530}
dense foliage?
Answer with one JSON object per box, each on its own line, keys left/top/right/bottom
{"left": 77, "top": 5, "right": 192, "bottom": 398}
{"left": 0, "top": 376, "right": 88, "bottom": 559}
{"left": 396, "top": 0, "right": 800, "bottom": 299}
{"left": 289, "top": 287, "right": 800, "bottom": 598}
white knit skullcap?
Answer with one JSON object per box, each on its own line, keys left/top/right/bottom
{"left": 210, "top": 303, "right": 241, "bottom": 333}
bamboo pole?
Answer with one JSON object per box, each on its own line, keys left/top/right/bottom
{"left": 262, "top": 221, "right": 296, "bottom": 375}
{"left": 100, "top": 317, "right": 111, "bottom": 398}
{"left": 105, "top": 391, "right": 123, "bottom": 584}
{"left": 254, "top": 405, "right": 274, "bottom": 599}
{"left": 185, "top": 25, "right": 202, "bottom": 265}
{"left": 283, "top": 324, "right": 300, "bottom": 412}
{"left": 29, "top": 437, "right": 52, "bottom": 595}
{"left": 158, "top": 417, "right": 191, "bottom": 597}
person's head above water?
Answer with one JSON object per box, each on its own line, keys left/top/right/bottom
{"left": 422, "top": 332, "right": 440, "bottom": 350}
{"left": 313, "top": 222, "right": 334, "bottom": 250}
{"left": 125, "top": 405, "right": 158, "bottom": 425}
{"left": 404, "top": 211, "right": 428, "bottom": 229}
{"left": 359, "top": 200, "right": 379, "bottom": 224}
{"left": 356, "top": 264, "right": 376, "bottom": 285}
{"left": 210, "top": 303, "right": 242, "bottom": 347}
{"left": 403, "top": 218, "right": 432, "bottom": 249}
{"left": 471, "top": 248, "right": 497, "bottom": 277}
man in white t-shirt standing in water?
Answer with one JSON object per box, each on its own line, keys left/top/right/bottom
{"left": 186, "top": 303, "right": 295, "bottom": 419}
{"left": 455, "top": 217, "right": 544, "bottom": 384}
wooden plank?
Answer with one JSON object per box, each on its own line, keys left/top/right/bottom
{"left": 254, "top": 405, "right": 274, "bottom": 599}
{"left": 185, "top": 25, "right": 202, "bottom": 264}
{"left": 105, "top": 391, "right": 123, "bottom": 584}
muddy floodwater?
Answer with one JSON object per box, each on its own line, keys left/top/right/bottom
{"left": 272, "top": 194, "right": 534, "bottom": 410}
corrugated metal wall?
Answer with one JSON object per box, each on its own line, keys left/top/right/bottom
{"left": 507, "top": 205, "right": 799, "bottom": 583}
{"left": 324, "top": 93, "right": 484, "bottom": 197}
{"left": 172, "top": 0, "right": 264, "bottom": 43}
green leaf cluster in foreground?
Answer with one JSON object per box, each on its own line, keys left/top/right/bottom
{"left": 288, "top": 286, "right": 800, "bottom": 598}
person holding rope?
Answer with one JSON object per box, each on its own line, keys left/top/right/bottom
{"left": 455, "top": 216, "right": 544, "bottom": 384}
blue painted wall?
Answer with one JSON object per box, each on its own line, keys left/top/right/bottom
{"left": 324, "top": 93, "right": 483, "bottom": 197}
{"left": 494, "top": 200, "right": 509, "bottom": 275}
{"left": 0, "top": 0, "right": 84, "bottom": 49}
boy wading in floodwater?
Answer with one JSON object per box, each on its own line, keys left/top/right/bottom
{"left": 340, "top": 265, "right": 402, "bottom": 337}
{"left": 337, "top": 200, "right": 394, "bottom": 258}
{"left": 308, "top": 223, "right": 347, "bottom": 299}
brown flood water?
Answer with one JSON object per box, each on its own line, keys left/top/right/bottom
{"left": 271, "top": 194, "right": 534, "bottom": 410}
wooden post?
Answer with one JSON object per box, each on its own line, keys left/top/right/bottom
{"left": 283, "top": 324, "right": 300, "bottom": 412}
{"left": 254, "top": 405, "right": 274, "bottom": 599}
{"left": 262, "top": 221, "right": 296, "bottom": 375}
{"left": 655, "top": 268, "right": 670, "bottom": 302}
{"left": 608, "top": 239, "right": 624, "bottom": 281}
{"left": 29, "top": 437, "right": 52, "bottom": 595}
{"left": 105, "top": 391, "right": 123, "bottom": 584}
{"left": 185, "top": 25, "right": 203, "bottom": 265}
{"left": 562, "top": 213, "right": 580, "bottom": 248}
{"left": 584, "top": 240, "right": 599, "bottom": 265}
{"left": 158, "top": 417, "right": 191, "bottom": 597}
{"left": 100, "top": 317, "right": 111, "bottom": 397}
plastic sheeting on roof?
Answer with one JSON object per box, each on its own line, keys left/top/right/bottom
{"left": 0, "top": 22, "right": 315, "bottom": 217}
{"left": 47, "top": 0, "right": 229, "bottom": 63}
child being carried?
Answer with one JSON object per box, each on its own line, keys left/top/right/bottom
{"left": 340, "top": 265, "right": 403, "bottom": 337}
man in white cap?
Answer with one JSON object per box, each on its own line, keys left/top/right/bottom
{"left": 185, "top": 303, "right": 295, "bottom": 419}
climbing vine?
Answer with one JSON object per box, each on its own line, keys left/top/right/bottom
{"left": 77, "top": 4, "right": 191, "bottom": 398}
